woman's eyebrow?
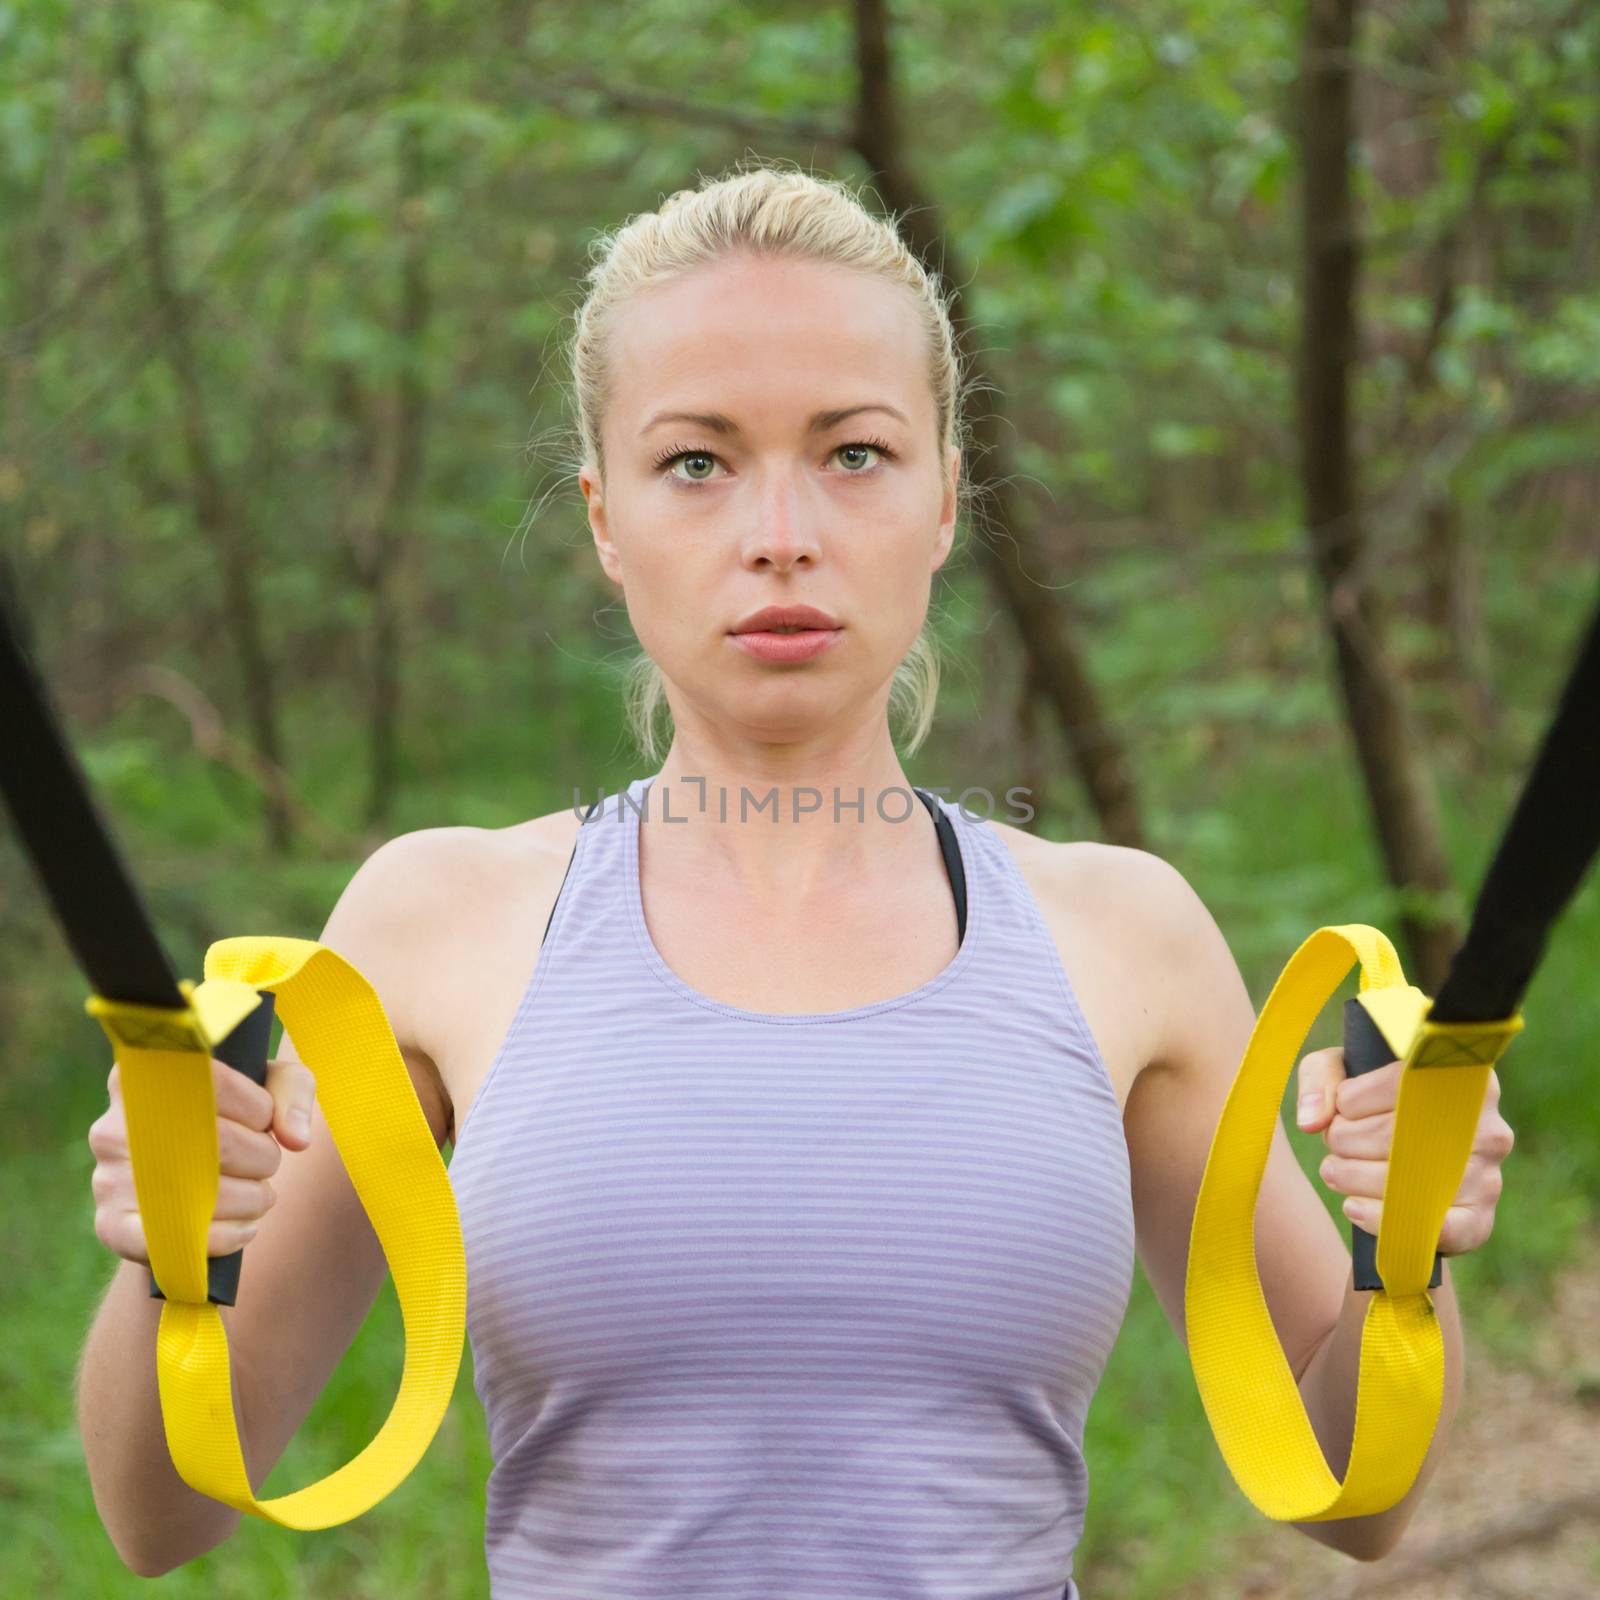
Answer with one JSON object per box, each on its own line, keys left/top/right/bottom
{"left": 640, "top": 403, "right": 910, "bottom": 436}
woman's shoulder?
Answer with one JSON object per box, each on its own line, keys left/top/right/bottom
{"left": 983, "top": 813, "right": 1181, "bottom": 906}
{"left": 397, "top": 806, "right": 598, "bottom": 978}
{"left": 985, "top": 822, "right": 1205, "bottom": 992}
{"left": 409, "top": 800, "right": 594, "bottom": 885}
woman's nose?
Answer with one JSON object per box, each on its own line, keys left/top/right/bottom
{"left": 744, "top": 491, "right": 822, "bottom": 569}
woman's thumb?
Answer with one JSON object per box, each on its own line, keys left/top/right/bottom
{"left": 1295, "top": 1046, "right": 1345, "bottom": 1131}
{"left": 265, "top": 1056, "right": 318, "bottom": 1149}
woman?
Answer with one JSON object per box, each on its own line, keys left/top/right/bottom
{"left": 82, "top": 159, "right": 1513, "bottom": 1594}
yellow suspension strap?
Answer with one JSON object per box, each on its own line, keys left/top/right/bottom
{"left": 1185, "top": 923, "right": 1520, "bottom": 1520}
{"left": 1185, "top": 591, "right": 1599, "bottom": 1521}
{"left": 0, "top": 557, "right": 465, "bottom": 1530}
{"left": 85, "top": 939, "right": 466, "bottom": 1528}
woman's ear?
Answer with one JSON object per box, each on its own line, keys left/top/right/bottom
{"left": 581, "top": 467, "right": 625, "bottom": 585}
{"left": 932, "top": 445, "right": 961, "bottom": 570}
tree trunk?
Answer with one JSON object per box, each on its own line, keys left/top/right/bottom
{"left": 362, "top": 0, "right": 434, "bottom": 831}
{"left": 1367, "top": 0, "right": 1501, "bottom": 760}
{"left": 1297, "top": 0, "right": 1461, "bottom": 991}
{"left": 850, "top": 0, "right": 1143, "bottom": 847}
{"left": 111, "top": 0, "right": 294, "bottom": 852}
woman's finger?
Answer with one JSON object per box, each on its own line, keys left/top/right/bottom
{"left": 212, "top": 1172, "right": 277, "bottom": 1222}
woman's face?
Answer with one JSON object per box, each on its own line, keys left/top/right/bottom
{"left": 580, "top": 253, "right": 960, "bottom": 746}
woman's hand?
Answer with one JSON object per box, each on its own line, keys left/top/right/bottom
{"left": 1296, "top": 1050, "right": 1515, "bottom": 1256}
{"left": 88, "top": 1054, "right": 318, "bottom": 1267}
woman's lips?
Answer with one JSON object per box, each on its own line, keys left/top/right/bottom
{"left": 729, "top": 627, "right": 843, "bottom": 663}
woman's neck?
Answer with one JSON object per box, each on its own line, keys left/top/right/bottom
{"left": 641, "top": 748, "right": 934, "bottom": 902}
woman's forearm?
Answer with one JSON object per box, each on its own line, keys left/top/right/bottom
{"left": 76, "top": 1258, "right": 246, "bottom": 1576}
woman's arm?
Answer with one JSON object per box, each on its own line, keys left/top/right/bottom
{"left": 1113, "top": 847, "right": 1462, "bottom": 1562}
{"left": 76, "top": 1260, "right": 250, "bottom": 1574}
{"left": 76, "top": 828, "right": 457, "bottom": 1575}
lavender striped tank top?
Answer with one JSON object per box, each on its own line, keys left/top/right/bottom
{"left": 447, "top": 775, "right": 1136, "bottom": 1600}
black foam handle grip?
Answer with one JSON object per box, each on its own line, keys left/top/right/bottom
{"left": 1341, "top": 995, "right": 1443, "bottom": 1293}
{"left": 148, "top": 988, "right": 277, "bottom": 1307}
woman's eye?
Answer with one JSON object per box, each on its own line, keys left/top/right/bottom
{"left": 670, "top": 452, "right": 720, "bottom": 482}
{"left": 656, "top": 441, "right": 893, "bottom": 484}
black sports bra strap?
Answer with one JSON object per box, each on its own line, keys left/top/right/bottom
{"left": 541, "top": 797, "right": 602, "bottom": 947}
{"left": 913, "top": 787, "right": 968, "bottom": 946}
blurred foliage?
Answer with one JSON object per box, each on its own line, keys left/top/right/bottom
{"left": 0, "top": 0, "right": 1596, "bottom": 1595}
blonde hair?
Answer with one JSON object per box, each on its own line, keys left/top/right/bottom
{"left": 561, "top": 156, "right": 984, "bottom": 763}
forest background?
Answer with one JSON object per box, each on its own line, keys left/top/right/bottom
{"left": 1, "top": 0, "right": 1596, "bottom": 1595}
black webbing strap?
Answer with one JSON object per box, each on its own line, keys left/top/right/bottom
{"left": 1429, "top": 587, "right": 1600, "bottom": 1023}
{"left": 0, "top": 551, "right": 185, "bottom": 1009}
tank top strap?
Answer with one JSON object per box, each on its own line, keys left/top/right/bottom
{"left": 451, "top": 782, "right": 646, "bottom": 1154}
{"left": 533, "top": 777, "right": 651, "bottom": 967}
{"left": 925, "top": 792, "right": 1122, "bottom": 1118}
